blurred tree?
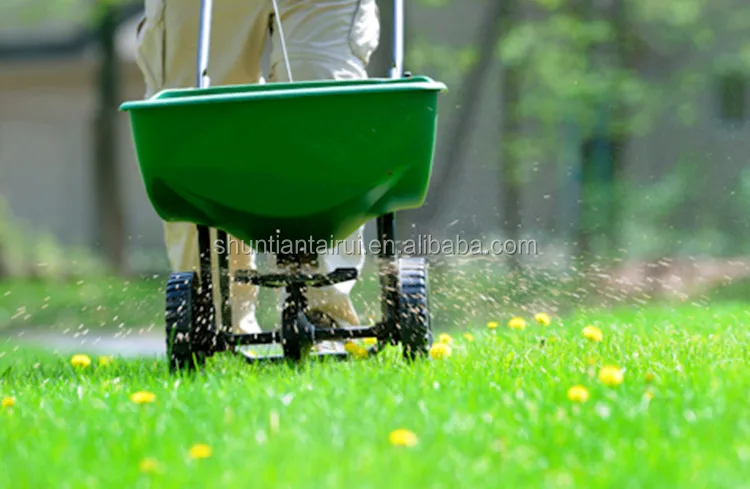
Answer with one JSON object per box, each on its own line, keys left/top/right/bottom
{"left": 409, "top": 0, "right": 750, "bottom": 264}
{"left": 412, "top": 0, "right": 505, "bottom": 232}
{"left": 92, "top": 1, "right": 128, "bottom": 274}
{"left": 498, "top": 0, "right": 523, "bottom": 271}
{"left": 576, "top": 0, "right": 627, "bottom": 264}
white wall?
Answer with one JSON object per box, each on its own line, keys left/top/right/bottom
{"left": 0, "top": 58, "right": 167, "bottom": 270}
{"left": 0, "top": 87, "right": 94, "bottom": 246}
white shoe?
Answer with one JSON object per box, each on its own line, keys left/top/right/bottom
{"left": 237, "top": 315, "right": 262, "bottom": 335}
{"left": 314, "top": 340, "right": 347, "bottom": 354}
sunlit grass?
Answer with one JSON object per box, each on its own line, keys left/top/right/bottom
{"left": 2, "top": 303, "right": 750, "bottom": 487}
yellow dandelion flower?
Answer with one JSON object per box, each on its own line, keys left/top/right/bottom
{"left": 463, "top": 333, "right": 474, "bottom": 342}
{"left": 567, "top": 385, "right": 589, "bottom": 403}
{"left": 389, "top": 428, "right": 418, "bottom": 447}
{"left": 429, "top": 342, "right": 452, "bottom": 360}
{"left": 130, "top": 391, "right": 156, "bottom": 404}
{"left": 534, "top": 312, "right": 551, "bottom": 326}
{"left": 582, "top": 325, "right": 603, "bottom": 342}
{"left": 507, "top": 317, "right": 527, "bottom": 330}
{"left": 363, "top": 337, "right": 378, "bottom": 347}
{"left": 98, "top": 356, "right": 114, "bottom": 367}
{"left": 139, "top": 458, "right": 160, "bottom": 473}
{"left": 598, "top": 366, "right": 624, "bottom": 387}
{"left": 438, "top": 333, "right": 453, "bottom": 344}
{"left": 2, "top": 396, "right": 15, "bottom": 408}
{"left": 645, "top": 372, "right": 655, "bottom": 383}
{"left": 353, "top": 345, "right": 369, "bottom": 359}
{"left": 344, "top": 341, "right": 368, "bottom": 359}
{"left": 188, "top": 444, "right": 212, "bottom": 459}
{"left": 70, "top": 354, "right": 91, "bottom": 368}
{"left": 486, "top": 321, "right": 498, "bottom": 329}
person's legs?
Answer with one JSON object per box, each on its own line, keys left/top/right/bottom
{"left": 135, "top": 0, "right": 273, "bottom": 333}
{"left": 267, "top": 0, "right": 380, "bottom": 328}
{"left": 135, "top": 0, "right": 380, "bottom": 335}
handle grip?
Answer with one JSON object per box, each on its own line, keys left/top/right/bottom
{"left": 196, "top": 0, "right": 212, "bottom": 88}
{"left": 390, "top": 0, "right": 404, "bottom": 79}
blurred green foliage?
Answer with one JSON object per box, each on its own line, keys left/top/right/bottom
{"left": 409, "top": 0, "right": 750, "bottom": 260}
{"left": 0, "top": 194, "right": 104, "bottom": 281}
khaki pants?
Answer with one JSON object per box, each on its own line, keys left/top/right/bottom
{"left": 135, "top": 0, "right": 380, "bottom": 333}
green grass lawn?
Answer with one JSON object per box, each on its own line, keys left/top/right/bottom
{"left": 0, "top": 276, "right": 164, "bottom": 331}
{"left": 2, "top": 302, "right": 750, "bottom": 488}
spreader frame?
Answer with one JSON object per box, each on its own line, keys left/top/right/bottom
{"left": 141, "top": 0, "right": 437, "bottom": 370}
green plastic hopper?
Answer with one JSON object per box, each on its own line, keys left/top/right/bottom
{"left": 120, "top": 76, "right": 446, "bottom": 247}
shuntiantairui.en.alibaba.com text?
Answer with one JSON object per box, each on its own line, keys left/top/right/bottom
{"left": 214, "top": 235, "right": 538, "bottom": 256}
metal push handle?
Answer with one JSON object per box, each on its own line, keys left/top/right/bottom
{"left": 196, "top": 0, "right": 212, "bottom": 88}
{"left": 390, "top": 0, "right": 404, "bottom": 79}
{"left": 196, "top": 0, "right": 405, "bottom": 88}
{"left": 196, "top": 0, "right": 293, "bottom": 87}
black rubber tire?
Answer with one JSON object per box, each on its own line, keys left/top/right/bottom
{"left": 397, "top": 257, "right": 432, "bottom": 360}
{"left": 165, "top": 272, "right": 214, "bottom": 372}
{"left": 281, "top": 300, "right": 304, "bottom": 362}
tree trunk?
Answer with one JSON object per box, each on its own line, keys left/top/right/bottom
{"left": 420, "top": 0, "right": 506, "bottom": 229}
{"left": 609, "top": 0, "right": 632, "bottom": 262}
{"left": 498, "top": 0, "right": 523, "bottom": 272}
{"left": 0, "top": 242, "right": 7, "bottom": 279}
{"left": 93, "top": 5, "right": 127, "bottom": 275}
{"left": 576, "top": 0, "right": 628, "bottom": 268}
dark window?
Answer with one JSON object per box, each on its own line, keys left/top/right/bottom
{"left": 718, "top": 71, "right": 747, "bottom": 122}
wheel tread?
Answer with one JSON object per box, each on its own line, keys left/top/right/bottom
{"left": 165, "top": 272, "right": 213, "bottom": 372}
{"left": 397, "top": 257, "right": 432, "bottom": 360}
